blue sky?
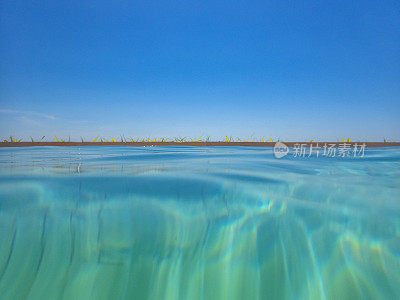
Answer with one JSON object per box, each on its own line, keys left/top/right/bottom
{"left": 1, "top": 0, "right": 399, "bottom": 141}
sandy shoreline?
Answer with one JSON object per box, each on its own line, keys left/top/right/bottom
{"left": 0, "top": 142, "right": 399, "bottom": 147}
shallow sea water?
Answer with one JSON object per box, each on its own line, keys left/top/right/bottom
{"left": 0, "top": 146, "right": 399, "bottom": 300}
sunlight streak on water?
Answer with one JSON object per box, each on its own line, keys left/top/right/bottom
{"left": 0, "top": 146, "right": 399, "bottom": 299}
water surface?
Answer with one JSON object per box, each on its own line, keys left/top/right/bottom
{"left": 0, "top": 146, "right": 399, "bottom": 299}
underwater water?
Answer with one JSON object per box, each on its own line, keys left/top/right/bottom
{"left": 0, "top": 146, "right": 399, "bottom": 300}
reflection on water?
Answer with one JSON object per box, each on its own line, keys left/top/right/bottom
{"left": 0, "top": 146, "right": 399, "bottom": 299}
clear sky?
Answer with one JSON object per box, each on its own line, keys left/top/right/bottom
{"left": 1, "top": 0, "right": 399, "bottom": 141}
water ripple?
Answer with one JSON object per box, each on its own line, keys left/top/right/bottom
{"left": 0, "top": 146, "right": 399, "bottom": 299}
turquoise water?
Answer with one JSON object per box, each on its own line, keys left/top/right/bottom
{"left": 0, "top": 146, "right": 399, "bottom": 300}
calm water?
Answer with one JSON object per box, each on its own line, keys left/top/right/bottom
{"left": 0, "top": 146, "right": 399, "bottom": 300}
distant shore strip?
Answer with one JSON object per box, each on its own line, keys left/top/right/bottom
{"left": 1, "top": 142, "right": 399, "bottom": 147}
